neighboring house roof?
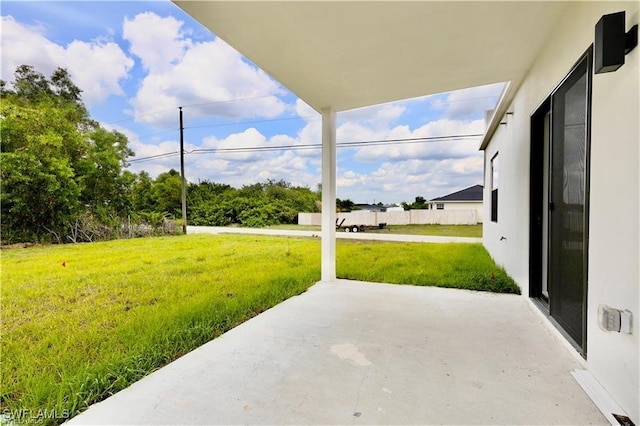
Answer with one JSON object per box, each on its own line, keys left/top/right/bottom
{"left": 431, "top": 185, "right": 483, "bottom": 202}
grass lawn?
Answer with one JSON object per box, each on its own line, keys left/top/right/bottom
{"left": 365, "top": 223, "right": 482, "bottom": 237}
{"left": 337, "top": 240, "right": 517, "bottom": 292}
{"left": 267, "top": 223, "right": 483, "bottom": 237}
{"left": 1, "top": 234, "right": 515, "bottom": 424}
{"left": 1, "top": 234, "right": 319, "bottom": 425}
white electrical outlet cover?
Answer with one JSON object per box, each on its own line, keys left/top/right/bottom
{"left": 620, "top": 310, "right": 633, "bottom": 334}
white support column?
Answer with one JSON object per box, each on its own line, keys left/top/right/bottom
{"left": 321, "top": 108, "right": 337, "bottom": 282}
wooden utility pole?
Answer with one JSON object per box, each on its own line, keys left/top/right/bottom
{"left": 179, "top": 106, "right": 187, "bottom": 234}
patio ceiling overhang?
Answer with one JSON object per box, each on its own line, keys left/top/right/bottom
{"left": 173, "top": 1, "right": 567, "bottom": 114}
{"left": 172, "top": 1, "right": 568, "bottom": 281}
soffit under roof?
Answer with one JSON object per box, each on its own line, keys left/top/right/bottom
{"left": 174, "top": 1, "right": 567, "bottom": 112}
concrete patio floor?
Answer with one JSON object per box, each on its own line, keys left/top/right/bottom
{"left": 68, "top": 280, "right": 606, "bottom": 425}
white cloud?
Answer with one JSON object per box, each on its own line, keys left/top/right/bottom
{"left": 189, "top": 134, "right": 318, "bottom": 189}
{"left": 229, "top": 93, "right": 488, "bottom": 203}
{"left": 338, "top": 121, "right": 387, "bottom": 146}
{"left": 116, "top": 111, "right": 484, "bottom": 204}
{"left": 104, "top": 124, "right": 186, "bottom": 177}
{"left": 432, "top": 82, "right": 505, "bottom": 119}
{"left": 353, "top": 118, "right": 484, "bottom": 163}
{"left": 320, "top": 97, "right": 488, "bottom": 203}
{"left": 123, "top": 13, "right": 191, "bottom": 73}
{"left": 296, "top": 118, "right": 321, "bottom": 142}
{"left": 65, "top": 40, "right": 134, "bottom": 104}
{"left": 339, "top": 102, "right": 406, "bottom": 129}
{"left": 123, "top": 13, "right": 288, "bottom": 127}
{"left": 114, "top": 109, "right": 483, "bottom": 204}
{"left": 336, "top": 154, "right": 484, "bottom": 205}
{"left": 1, "top": 9, "right": 498, "bottom": 205}
{"left": 115, "top": 123, "right": 320, "bottom": 190}
{"left": 115, "top": 84, "right": 492, "bottom": 204}
{"left": 201, "top": 128, "right": 270, "bottom": 163}
{"left": 337, "top": 170, "right": 368, "bottom": 189}
{"left": 0, "top": 15, "right": 133, "bottom": 105}
{"left": 295, "top": 99, "right": 319, "bottom": 119}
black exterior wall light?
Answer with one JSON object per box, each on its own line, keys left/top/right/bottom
{"left": 594, "top": 11, "right": 638, "bottom": 74}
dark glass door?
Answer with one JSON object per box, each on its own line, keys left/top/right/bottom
{"left": 548, "top": 54, "right": 590, "bottom": 352}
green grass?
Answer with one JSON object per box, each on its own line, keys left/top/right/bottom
{"left": 338, "top": 240, "right": 518, "bottom": 293}
{"left": 1, "top": 234, "right": 515, "bottom": 424}
{"left": 1, "top": 235, "right": 320, "bottom": 424}
{"left": 365, "top": 224, "right": 483, "bottom": 237}
{"left": 268, "top": 223, "right": 483, "bottom": 237}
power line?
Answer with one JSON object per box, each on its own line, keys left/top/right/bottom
{"left": 188, "top": 134, "right": 481, "bottom": 154}
{"left": 123, "top": 90, "right": 494, "bottom": 162}
{"left": 128, "top": 151, "right": 180, "bottom": 164}
{"left": 126, "top": 133, "right": 482, "bottom": 164}
{"left": 339, "top": 134, "right": 482, "bottom": 148}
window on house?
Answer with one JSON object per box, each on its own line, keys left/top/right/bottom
{"left": 436, "top": 203, "right": 444, "bottom": 210}
{"left": 491, "top": 153, "right": 499, "bottom": 222}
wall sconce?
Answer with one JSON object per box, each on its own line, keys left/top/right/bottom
{"left": 594, "top": 11, "right": 638, "bottom": 74}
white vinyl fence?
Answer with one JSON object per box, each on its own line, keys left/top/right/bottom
{"left": 298, "top": 209, "right": 478, "bottom": 226}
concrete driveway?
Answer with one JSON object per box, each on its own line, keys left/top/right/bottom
{"left": 68, "top": 280, "right": 605, "bottom": 425}
{"left": 187, "top": 226, "right": 482, "bottom": 243}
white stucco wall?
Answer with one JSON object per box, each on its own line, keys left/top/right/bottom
{"left": 438, "top": 201, "right": 483, "bottom": 222}
{"left": 588, "top": 6, "right": 639, "bottom": 422}
{"left": 483, "top": 122, "right": 511, "bottom": 275}
{"left": 482, "top": 2, "right": 639, "bottom": 421}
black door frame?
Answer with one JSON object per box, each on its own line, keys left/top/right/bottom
{"left": 530, "top": 98, "right": 550, "bottom": 304}
{"left": 529, "top": 47, "right": 592, "bottom": 357}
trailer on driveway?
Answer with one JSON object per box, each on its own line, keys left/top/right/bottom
{"left": 335, "top": 218, "right": 387, "bottom": 233}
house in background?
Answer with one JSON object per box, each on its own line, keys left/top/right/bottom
{"left": 430, "top": 184, "right": 483, "bottom": 222}
{"left": 354, "top": 203, "right": 386, "bottom": 213}
{"left": 174, "top": 2, "right": 638, "bottom": 422}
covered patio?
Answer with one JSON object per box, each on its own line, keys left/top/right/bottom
{"left": 168, "top": 1, "right": 569, "bottom": 283}
{"left": 69, "top": 280, "right": 604, "bottom": 424}
{"left": 68, "top": 2, "right": 614, "bottom": 424}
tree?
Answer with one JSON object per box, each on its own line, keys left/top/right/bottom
{"left": 187, "top": 180, "right": 233, "bottom": 206}
{"left": 401, "top": 196, "right": 430, "bottom": 211}
{"left": 336, "top": 198, "right": 356, "bottom": 212}
{"left": 50, "top": 67, "right": 83, "bottom": 105}
{"left": 1, "top": 86, "right": 85, "bottom": 242}
{"left": 186, "top": 179, "right": 320, "bottom": 227}
{"left": 150, "top": 169, "right": 182, "bottom": 217}
{"left": 1, "top": 65, "right": 134, "bottom": 243}
{"left": 79, "top": 128, "right": 134, "bottom": 217}
{"left": 130, "top": 171, "right": 155, "bottom": 212}
{"left": 10, "top": 65, "right": 53, "bottom": 102}
{"left": 2, "top": 66, "right": 331, "bottom": 241}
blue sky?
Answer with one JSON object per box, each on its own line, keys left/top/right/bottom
{"left": 1, "top": 1, "right": 504, "bottom": 204}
